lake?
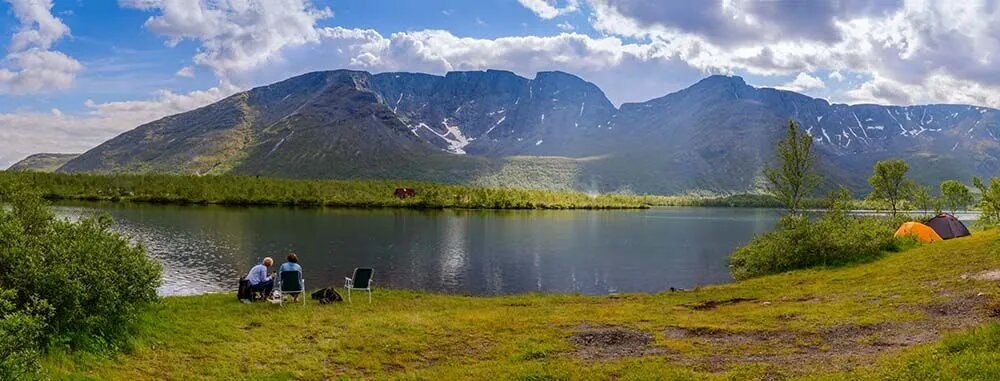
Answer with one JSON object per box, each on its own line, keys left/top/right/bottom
{"left": 55, "top": 204, "right": 784, "bottom": 296}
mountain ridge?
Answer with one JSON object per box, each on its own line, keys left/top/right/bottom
{"left": 48, "top": 69, "right": 1000, "bottom": 194}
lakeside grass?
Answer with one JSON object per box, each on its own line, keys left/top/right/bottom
{"left": 0, "top": 172, "right": 650, "bottom": 210}
{"left": 0, "top": 171, "right": 831, "bottom": 210}
{"left": 42, "top": 230, "right": 1000, "bottom": 380}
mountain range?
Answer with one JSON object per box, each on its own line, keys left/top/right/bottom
{"left": 14, "top": 69, "right": 1000, "bottom": 194}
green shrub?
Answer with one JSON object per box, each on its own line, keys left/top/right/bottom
{"left": 0, "top": 289, "right": 46, "bottom": 380}
{"left": 728, "top": 212, "right": 902, "bottom": 280}
{"left": 0, "top": 184, "right": 161, "bottom": 359}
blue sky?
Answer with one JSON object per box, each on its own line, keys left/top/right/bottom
{"left": 0, "top": 0, "right": 997, "bottom": 166}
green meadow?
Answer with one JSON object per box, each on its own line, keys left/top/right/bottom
{"left": 42, "top": 229, "right": 1000, "bottom": 380}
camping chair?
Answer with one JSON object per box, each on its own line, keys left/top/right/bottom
{"left": 278, "top": 270, "right": 305, "bottom": 306}
{"left": 345, "top": 268, "right": 374, "bottom": 304}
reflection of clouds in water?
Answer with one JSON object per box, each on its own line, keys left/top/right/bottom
{"left": 119, "top": 223, "right": 237, "bottom": 296}
{"left": 53, "top": 205, "right": 240, "bottom": 296}
{"left": 437, "top": 214, "right": 468, "bottom": 291}
{"left": 533, "top": 249, "right": 542, "bottom": 291}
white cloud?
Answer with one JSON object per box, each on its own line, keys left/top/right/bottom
{"left": 556, "top": 21, "right": 574, "bottom": 31}
{"left": 118, "top": 0, "right": 699, "bottom": 104}
{"left": 778, "top": 72, "right": 826, "bottom": 92}
{"left": 829, "top": 70, "right": 845, "bottom": 82}
{"left": 0, "top": 0, "right": 82, "bottom": 94}
{"left": 121, "top": 0, "right": 333, "bottom": 80}
{"left": 233, "top": 27, "right": 700, "bottom": 104}
{"left": 175, "top": 65, "right": 195, "bottom": 78}
{"left": 0, "top": 83, "right": 240, "bottom": 168}
{"left": 518, "top": 0, "right": 579, "bottom": 19}
{"left": 584, "top": 0, "right": 1000, "bottom": 107}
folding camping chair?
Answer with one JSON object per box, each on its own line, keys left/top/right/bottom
{"left": 278, "top": 269, "right": 305, "bottom": 306}
{"left": 345, "top": 268, "right": 374, "bottom": 304}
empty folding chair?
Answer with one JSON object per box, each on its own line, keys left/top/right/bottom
{"left": 345, "top": 268, "right": 374, "bottom": 304}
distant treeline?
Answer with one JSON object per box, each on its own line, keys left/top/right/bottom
{"left": 0, "top": 171, "right": 658, "bottom": 210}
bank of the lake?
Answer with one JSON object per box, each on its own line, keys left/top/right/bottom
{"left": 2, "top": 171, "right": 816, "bottom": 210}
{"left": 1, "top": 171, "right": 653, "bottom": 209}
{"left": 44, "top": 229, "right": 1000, "bottom": 380}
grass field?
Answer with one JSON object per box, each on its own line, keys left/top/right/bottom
{"left": 0, "top": 171, "right": 651, "bottom": 210}
{"left": 0, "top": 171, "right": 837, "bottom": 210}
{"left": 42, "top": 230, "right": 1000, "bottom": 380}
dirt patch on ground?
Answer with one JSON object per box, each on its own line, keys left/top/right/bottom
{"left": 656, "top": 293, "right": 997, "bottom": 377}
{"left": 966, "top": 269, "right": 1000, "bottom": 281}
{"left": 915, "top": 293, "right": 991, "bottom": 328}
{"left": 683, "top": 297, "right": 757, "bottom": 311}
{"left": 569, "top": 324, "right": 664, "bottom": 360}
{"left": 563, "top": 293, "right": 995, "bottom": 376}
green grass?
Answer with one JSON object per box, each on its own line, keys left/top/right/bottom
{"left": 0, "top": 171, "right": 880, "bottom": 210}
{"left": 0, "top": 171, "right": 650, "bottom": 210}
{"left": 0, "top": 171, "right": 861, "bottom": 210}
{"left": 42, "top": 230, "right": 1000, "bottom": 380}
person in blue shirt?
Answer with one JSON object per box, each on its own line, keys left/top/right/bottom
{"left": 279, "top": 253, "right": 304, "bottom": 302}
{"left": 247, "top": 257, "right": 274, "bottom": 299}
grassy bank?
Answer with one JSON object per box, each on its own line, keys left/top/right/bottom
{"left": 0, "top": 172, "right": 650, "bottom": 210}
{"left": 0, "top": 171, "right": 860, "bottom": 209}
{"left": 43, "top": 230, "right": 1000, "bottom": 380}
{"left": 0, "top": 171, "right": 870, "bottom": 210}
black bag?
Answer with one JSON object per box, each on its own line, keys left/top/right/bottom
{"left": 237, "top": 276, "right": 253, "bottom": 302}
{"left": 310, "top": 287, "right": 343, "bottom": 304}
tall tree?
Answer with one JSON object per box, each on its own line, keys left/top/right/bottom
{"left": 910, "top": 184, "right": 933, "bottom": 216}
{"left": 973, "top": 177, "right": 1000, "bottom": 227}
{"left": 940, "top": 180, "right": 973, "bottom": 214}
{"left": 764, "top": 120, "right": 821, "bottom": 214}
{"left": 867, "top": 159, "right": 912, "bottom": 217}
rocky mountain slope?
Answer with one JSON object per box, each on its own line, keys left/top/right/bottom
{"left": 8, "top": 153, "right": 80, "bottom": 172}
{"left": 55, "top": 70, "right": 1000, "bottom": 194}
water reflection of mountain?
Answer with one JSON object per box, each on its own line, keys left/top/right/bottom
{"left": 56, "top": 204, "right": 779, "bottom": 296}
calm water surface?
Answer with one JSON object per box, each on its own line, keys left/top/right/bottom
{"left": 55, "top": 204, "right": 781, "bottom": 296}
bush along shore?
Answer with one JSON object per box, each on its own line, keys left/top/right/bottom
{"left": 0, "top": 183, "right": 161, "bottom": 379}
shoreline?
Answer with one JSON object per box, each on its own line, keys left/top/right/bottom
{"left": 41, "top": 194, "right": 652, "bottom": 210}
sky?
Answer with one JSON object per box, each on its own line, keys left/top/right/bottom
{"left": 1, "top": 0, "right": 999, "bottom": 167}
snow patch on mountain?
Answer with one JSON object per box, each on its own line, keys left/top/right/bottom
{"left": 483, "top": 116, "right": 506, "bottom": 137}
{"left": 418, "top": 120, "right": 472, "bottom": 155}
{"left": 267, "top": 130, "right": 295, "bottom": 156}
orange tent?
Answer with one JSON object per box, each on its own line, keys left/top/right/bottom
{"left": 894, "top": 221, "right": 943, "bottom": 243}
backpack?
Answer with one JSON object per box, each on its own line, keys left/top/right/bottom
{"left": 310, "top": 287, "right": 343, "bottom": 304}
{"left": 237, "top": 276, "right": 254, "bottom": 303}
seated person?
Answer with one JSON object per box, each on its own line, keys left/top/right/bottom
{"left": 247, "top": 257, "right": 274, "bottom": 299}
{"left": 279, "top": 253, "right": 304, "bottom": 302}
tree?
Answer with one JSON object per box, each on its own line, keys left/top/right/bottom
{"left": 910, "top": 184, "right": 933, "bottom": 216}
{"left": 940, "top": 180, "right": 973, "bottom": 214}
{"left": 867, "top": 159, "right": 912, "bottom": 217}
{"left": 973, "top": 176, "right": 1000, "bottom": 227}
{"left": 764, "top": 120, "right": 821, "bottom": 214}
